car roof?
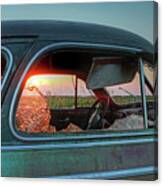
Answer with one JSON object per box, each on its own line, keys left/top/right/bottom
{"left": 2, "top": 20, "right": 154, "bottom": 63}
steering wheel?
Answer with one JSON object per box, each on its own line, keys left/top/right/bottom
{"left": 86, "top": 99, "right": 108, "bottom": 130}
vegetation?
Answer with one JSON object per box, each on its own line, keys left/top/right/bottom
{"left": 46, "top": 95, "right": 154, "bottom": 109}
{"left": 47, "top": 96, "right": 96, "bottom": 109}
{"left": 112, "top": 95, "right": 154, "bottom": 105}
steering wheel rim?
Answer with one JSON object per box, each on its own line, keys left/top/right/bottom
{"left": 86, "top": 99, "right": 102, "bottom": 129}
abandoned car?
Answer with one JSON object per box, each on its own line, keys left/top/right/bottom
{"left": 1, "top": 20, "right": 158, "bottom": 179}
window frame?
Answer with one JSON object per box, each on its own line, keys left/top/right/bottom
{"left": 9, "top": 41, "right": 155, "bottom": 142}
{"left": 1, "top": 46, "right": 13, "bottom": 91}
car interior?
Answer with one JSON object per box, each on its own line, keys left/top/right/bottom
{"left": 15, "top": 49, "right": 156, "bottom": 133}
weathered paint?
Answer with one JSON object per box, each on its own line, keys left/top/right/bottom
{"left": 1, "top": 27, "right": 158, "bottom": 179}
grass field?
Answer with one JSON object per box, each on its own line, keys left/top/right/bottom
{"left": 47, "top": 96, "right": 96, "bottom": 109}
{"left": 46, "top": 95, "right": 154, "bottom": 109}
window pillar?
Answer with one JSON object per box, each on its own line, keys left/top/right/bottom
{"left": 139, "top": 57, "right": 148, "bottom": 129}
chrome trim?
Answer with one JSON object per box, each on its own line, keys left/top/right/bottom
{"left": 1, "top": 137, "right": 157, "bottom": 151}
{"left": 6, "top": 129, "right": 158, "bottom": 141}
{"left": 9, "top": 42, "right": 143, "bottom": 141}
{"left": 139, "top": 58, "right": 148, "bottom": 129}
{"left": 47, "top": 166, "right": 157, "bottom": 179}
{"left": 2, "top": 129, "right": 157, "bottom": 142}
{"left": 1, "top": 46, "right": 13, "bottom": 90}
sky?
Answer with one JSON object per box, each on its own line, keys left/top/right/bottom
{"left": 2, "top": 1, "right": 156, "bottom": 43}
{"left": 23, "top": 73, "right": 152, "bottom": 97}
{"left": 2, "top": 2, "right": 155, "bottom": 96}
{"left": 24, "top": 75, "right": 94, "bottom": 96}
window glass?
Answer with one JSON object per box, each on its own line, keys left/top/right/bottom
{"left": 15, "top": 52, "right": 156, "bottom": 135}
{"left": 106, "top": 72, "right": 141, "bottom": 105}
{"left": 35, "top": 75, "right": 76, "bottom": 109}
{"left": 144, "top": 63, "right": 155, "bottom": 87}
{"left": 16, "top": 75, "right": 55, "bottom": 133}
{"left": 16, "top": 74, "right": 96, "bottom": 133}
{"left": 1, "top": 53, "right": 7, "bottom": 81}
{"left": 105, "top": 72, "right": 153, "bottom": 131}
{"left": 144, "top": 64, "right": 156, "bottom": 128}
{"left": 77, "top": 78, "right": 96, "bottom": 108}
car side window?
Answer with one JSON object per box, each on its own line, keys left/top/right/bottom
{"left": 107, "top": 72, "right": 141, "bottom": 105}
{"left": 1, "top": 53, "right": 7, "bottom": 79}
{"left": 144, "top": 64, "right": 157, "bottom": 128}
{"left": 16, "top": 74, "right": 97, "bottom": 133}
{"left": 1, "top": 47, "right": 13, "bottom": 89}
{"left": 77, "top": 78, "right": 96, "bottom": 108}
{"left": 14, "top": 51, "right": 156, "bottom": 137}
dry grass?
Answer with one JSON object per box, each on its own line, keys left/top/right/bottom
{"left": 16, "top": 96, "right": 55, "bottom": 133}
{"left": 16, "top": 96, "right": 82, "bottom": 133}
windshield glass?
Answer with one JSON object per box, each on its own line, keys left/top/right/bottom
{"left": 105, "top": 63, "right": 155, "bottom": 105}
{"left": 106, "top": 72, "right": 142, "bottom": 105}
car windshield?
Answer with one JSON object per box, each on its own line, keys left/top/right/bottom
{"left": 105, "top": 72, "right": 142, "bottom": 105}
{"left": 105, "top": 63, "right": 154, "bottom": 106}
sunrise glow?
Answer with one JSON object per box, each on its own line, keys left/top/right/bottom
{"left": 24, "top": 71, "right": 153, "bottom": 97}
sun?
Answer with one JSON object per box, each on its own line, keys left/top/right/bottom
{"left": 25, "top": 75, "right": 44, "bottom": 88}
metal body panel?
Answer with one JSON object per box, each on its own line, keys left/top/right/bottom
{"left": 1, "top": 136, "right": 157, "bottom": 178}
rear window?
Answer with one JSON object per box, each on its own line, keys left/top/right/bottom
{"left": 1, "top": 47, "right": 13, "bottom": 88}
{"left": 1, "top": 52, "right": 7, "bottom": 80}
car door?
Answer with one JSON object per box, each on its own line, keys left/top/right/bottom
{"left": 1, "top": 40, "right": 158, "bottom": 180}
